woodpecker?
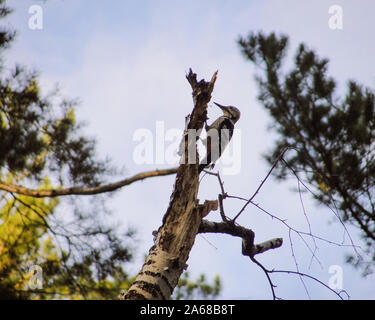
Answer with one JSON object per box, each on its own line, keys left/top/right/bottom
{"left": 198, "top": 102, "right": 241, "bottom": 173}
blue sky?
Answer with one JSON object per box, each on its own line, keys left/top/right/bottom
{"left": 6, "top": 0, "right": 375, "bottom": 299}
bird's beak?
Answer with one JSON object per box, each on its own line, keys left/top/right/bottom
{"left": 213, "top": 102, "right": 227, "bottom": 111}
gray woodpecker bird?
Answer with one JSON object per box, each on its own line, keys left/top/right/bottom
{"left": 198, "top": 102, "right": 241, "bottom": 173}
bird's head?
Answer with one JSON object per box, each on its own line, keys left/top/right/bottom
{"left": 214, "top": 102, "right": 241, "bottom": 123}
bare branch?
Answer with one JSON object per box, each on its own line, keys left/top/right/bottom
{"left": 252, "top": 238, "right": 283, "bottom": 255}
{"left": 0, "top": 167, "right": 178, "bottom": 198}
{"left": 232, "top": 147, "right": 289, "bottom": 222}
{"left": 218, "top": 194, "right": 228, "bottom": 222}
{"left": 249, "top": 256, "right": 278, "bottom": 300}
{"left": 249, "top": 255, "right": 349, "bottom": 300}
{"left": 197, "top": 200, "right": 218, "bottom": 218}
{"left": 270, "top": 269, "right": 350, "bottom": 299}
{"left": 201, "top": 170, "right": 229, "bottom": 222}
{"left": 281, "top": 157, "right": 360, "bottom": 256}
{"left": 288, "top": 229, "right": 311, "bottom": 299}
{"left": 198, "top": 219, "right": 282, "bottom": 256}
{"left": 250, "top": 200, "right": 359, "bottom": 250}
{"left": 202, "top": 170, "right": 226, "bottom": 197}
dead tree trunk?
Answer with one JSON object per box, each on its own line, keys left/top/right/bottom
{"left": 122, "top": 69, "right": 218, "bottom": 300}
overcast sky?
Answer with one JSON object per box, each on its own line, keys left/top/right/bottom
{"left": 6, "top": 0, "right": 375, "bottom": 299}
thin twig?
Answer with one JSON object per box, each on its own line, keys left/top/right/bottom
{"left": 296, "top": 179, "right": 319, "bottom": 269}
{"left": 249, "top": 254, "right": 348, "bottom": 300}
{"left": 288, "top": 229, "right": 311, "bottom": 299}
{"left": 232, "top": 147, "right": 289, "bottom": 222}
{"left": 282, "top": 158, "right": 360, "bottom": 256}
{"left": 250, "top": 255, "right": 278, "bottom": 300}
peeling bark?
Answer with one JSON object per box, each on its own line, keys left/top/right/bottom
{"left": 123, "top": 69, "right": 218, "bottom": 300}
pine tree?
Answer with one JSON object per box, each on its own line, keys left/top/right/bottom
{"left": 238, "top": 32, "right": 375, "bottom": 274}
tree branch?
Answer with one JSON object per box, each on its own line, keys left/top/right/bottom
{"left": 198, "top": 219, "right": 282, "bottom": 256}
{"left": 0, "top": 167, "right": 178, "bottom": 198}
{"left": 250, "top": 254, "right": 349, "bottom": 300}
{"left": 232, "top": 146, "right": 289, "bottom": 222}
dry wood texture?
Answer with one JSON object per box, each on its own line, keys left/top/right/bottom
{"left": 122, "top": 69, "right": 218, "bottom": 300}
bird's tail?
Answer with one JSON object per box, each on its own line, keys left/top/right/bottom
{"left": 198, "top": 163, "right": 208, "bottom": 173}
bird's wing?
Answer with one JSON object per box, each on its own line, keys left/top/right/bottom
{"left": 201, "top": 118, "right": 234, "bottom": 166}
{"left": 218, "top": 118, "right": 234, "bottom": 156}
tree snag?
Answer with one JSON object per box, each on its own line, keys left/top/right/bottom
{"left": 122, "top": 69, "right": 218, "bottom": 300}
